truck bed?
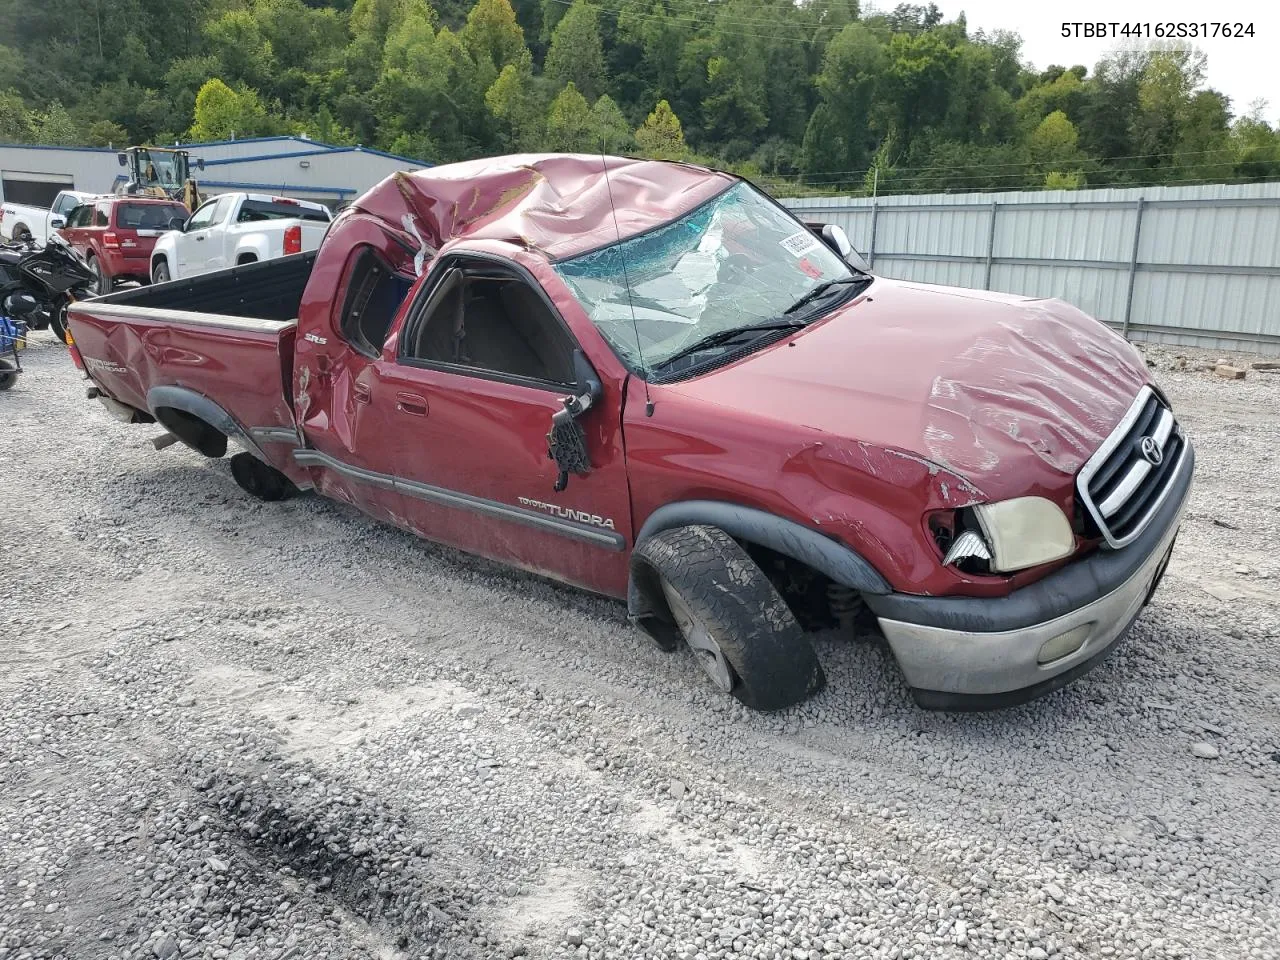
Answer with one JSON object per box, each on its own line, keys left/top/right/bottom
{"left": 66, "top": 253, "right": 316, "bottom": 474}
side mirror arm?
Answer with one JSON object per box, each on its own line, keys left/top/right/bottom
{"left": 547, "top": 350, "right": 603, "bottom": 492}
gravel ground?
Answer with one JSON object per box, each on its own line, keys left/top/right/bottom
{"left": 1, "top": 335, "right": 1278, "bottom": 960}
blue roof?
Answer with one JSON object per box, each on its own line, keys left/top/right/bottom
{"left": 1, "top": 135, "right": 431, "bottom": 167}
{"left": 203, "top": 145, "right": 432, "bottom": 168}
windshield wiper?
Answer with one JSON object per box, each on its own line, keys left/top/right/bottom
{"left": 783, "top": 276, "right": 864, "bottom": 316}
{"left": 654, "top": 318, "right": 809, "bottom": 371}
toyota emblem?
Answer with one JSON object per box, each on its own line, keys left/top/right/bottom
{"left": 1139, "top": 436, "right": 1163, "bottom": 466}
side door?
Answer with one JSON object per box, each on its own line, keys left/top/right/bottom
{"left": 176, "top": 196, "right": 225, "bottom": 276}
{"left": 375, "top": 251, "right": 632, "bottom": 598}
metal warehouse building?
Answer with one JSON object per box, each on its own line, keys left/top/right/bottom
{"left": 0, "top": 136, "right": 430, "bottom": 210}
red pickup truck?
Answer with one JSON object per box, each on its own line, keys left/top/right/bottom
{"left": 65, "top": 155, "right": 1193, "bottom": 712}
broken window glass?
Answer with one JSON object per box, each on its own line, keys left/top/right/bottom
{"left": 555, "top": 182, "right": 852, "bottom": 375}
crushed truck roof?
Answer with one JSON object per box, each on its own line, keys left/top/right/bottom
{"left": 347, "top": 153, "right": 737, "bottom": 262}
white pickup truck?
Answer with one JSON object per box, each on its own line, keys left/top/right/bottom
{"left": 149, "top": 192, "right": 332, "bottom": 282}
{"left": 0, "top": 190, "right": 99, "bottom": 243}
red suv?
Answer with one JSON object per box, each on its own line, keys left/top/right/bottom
{"left": 58, "top": 197, "right": 191, "bottom": 293}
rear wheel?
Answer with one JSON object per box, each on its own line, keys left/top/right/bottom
{"left": 12, "top": 225, "right": 31, "bottom": 242}
{"left": 634, "top": 526, "right": 826, "bottom": 711}
{"left": 229, "top": 452, "right": 297, "bottom": 502}
{"left": 87, "top": 254, "right": 109, "bottom": 296}
{"left": 152, "top": 260, "right": 170, "bottom": 284}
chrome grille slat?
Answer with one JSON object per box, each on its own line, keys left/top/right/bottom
{"left": 1077, "top": 387, "right": 1186, "bottom": 548}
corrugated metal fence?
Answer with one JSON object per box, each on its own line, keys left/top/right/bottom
{"left": 783, "top": 183, "right": 1280, "bottom": 356}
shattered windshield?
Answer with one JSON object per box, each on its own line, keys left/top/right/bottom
{"left": 555, "top": 182, "right": 854, "bottom": 376}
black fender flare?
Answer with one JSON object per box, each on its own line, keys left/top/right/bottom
{"left": 147, "top": 385, "right": 265, "bottom": 460}
{"left": 627, "top": 499, "right": 892, "bottom": 624}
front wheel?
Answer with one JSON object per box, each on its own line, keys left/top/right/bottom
{"left": 152, "top": 260, "right": 170, "bottom": 284}
{"left": 635, "top": 526, "right": 826, "bottom": 711}
{"left": 49, "top": 304, "right": 70, "bottom": 344}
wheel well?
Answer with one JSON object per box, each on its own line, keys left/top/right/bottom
{"left": 152, "top": 407, "right": 227, "bottom": 458}
{"left": 13, "top": 223, "right": 29, "bottom": 237}
{"left": 237, "top": 252, "right": 259, "bottom": 264}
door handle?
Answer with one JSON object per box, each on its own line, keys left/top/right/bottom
{"left": 353, "top": 383, "right": 371, "bottom": 405}
{"left": 195, "top": 235, "right": 206, "bottom": 241}
{"left": 395, "top": 392, "right": 428, "bottom": 416}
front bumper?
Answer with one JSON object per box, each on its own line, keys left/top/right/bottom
{"left": 865, "top": 443, "right": 1194, "bottom": 710}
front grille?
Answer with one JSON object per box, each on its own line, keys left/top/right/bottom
{"left": 1077, "top": 387, "right": 1186, "bottom": 548}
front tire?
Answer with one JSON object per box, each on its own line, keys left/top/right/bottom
{"left": 49, "top": 305, "right": 70, "bottom": 344}
{"left": 152, "top": 260, "right": 170, "bottom": 284}
{"left": 635, "top": 526, "right": 826, "bottom": 711}
{"left": 229, "top": 452, "right": 297, "bottom": 502}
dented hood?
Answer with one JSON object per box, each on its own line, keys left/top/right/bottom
{"left": 667, "top": 278, "right": 1151, "bottom": 501}
{"left": 347, "top": 154, "right": 735, "bottom": 261}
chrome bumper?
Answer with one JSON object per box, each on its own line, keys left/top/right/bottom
{"left": 871, "top": 444, "right": 1193, "bottom": 708}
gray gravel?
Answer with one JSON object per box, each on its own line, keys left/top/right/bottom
{"left": 2, "top": 334, "right": 1279, "bottom": 960}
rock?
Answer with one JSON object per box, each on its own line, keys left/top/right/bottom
{"left": 453, "top": 704, "right": 482, "bottom": 718}
{"left": 1044, "top": 882, "right": 1065, "bottom": 903}
{"left": 1214, "top": 364, "right": 1247, "bottom": 380}
{"left": 1028, "top": 949, "right": 1048, "bottom": 960}
{"left": 507, "top": 947, "right": 528, "bottom": 958}
{"left": 566, "top": 928, "right": 584, "bottom": 947}
{"left": 154, "top": 934, "right": 178, "bottom": 960}
{"left": 1250, "top": 360, "right": 1280, "bottom": 370}
{"left": 1234, "top": 565, "right": 1251, "bottom": 575}
{"left": 206, "top": 857, "right": 229, "bottom": 873}
{"left": 669, "top": 779, "right": 686, "bottom": 802}
{"left": 1190, "top": 742, "right": 1220, "bottom": 759}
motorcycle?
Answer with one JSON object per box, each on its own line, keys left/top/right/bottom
{"left": 0, "top": 233, "right": 97, "bottom": 345}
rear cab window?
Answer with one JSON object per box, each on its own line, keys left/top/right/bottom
{"left": 338, "top": 246, "right": 416, "bottom": 358}
{"left": 238, "top": 199, "right": 331, "bottom": 224}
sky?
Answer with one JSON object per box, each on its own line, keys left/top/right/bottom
{"left": 919, "top": 0, "right": 1280, "bottom": 121}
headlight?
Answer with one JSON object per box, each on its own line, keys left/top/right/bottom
{"left": 939, "top": 497, "right": 1075, "bottom": 574}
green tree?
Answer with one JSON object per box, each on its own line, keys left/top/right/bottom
{"left": 591, "top": 94, "right": 632, "bottom": 151}
{"left": 0, "top": 89, "right": 32, "bottom": 143}
{"left": 86, "top": 119, "right": 130, "bottom": 147}
{"left": 485, "top": 51, "right": 545, "bottom": 150}
{"left": 30, "top": 101, "right": 80, "bottom": 145}
{"left": 544, "top": 0, "right": 605, "bottom": 100}
{"left": 545, "top": 82, "right": 595, "bottom": 151}
{"left": 189, "top": 79, "right": 272, "bottom": 140}
{"left": 204, "top": 10, "right": 275, "bottom": 89}
{"left": 635, "top": 98, "right": 686, "bottom": 159}
{"left": 803, "top": 23, "right": 885, "bottom": 181}
{"left": 461, "top": 0, "right": 528, "bottom": 75}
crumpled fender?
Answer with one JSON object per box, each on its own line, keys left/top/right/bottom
{"left": 626, "top": 499, "right": 892, "bottom": 625}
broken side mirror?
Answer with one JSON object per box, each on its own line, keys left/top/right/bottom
{"left": 547, "top": 351, "right": 603, "bottom": 492}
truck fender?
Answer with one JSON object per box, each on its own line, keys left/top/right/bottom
{"left": 627, "top": 500, "right": 892, "bottom": 628}
{"left": 147, "top": 385, "right": 267, "bottom": 461}
{"left": 235, "top": 233, "right": 272, "bottom": 264}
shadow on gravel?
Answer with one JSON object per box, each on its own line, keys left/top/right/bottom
{"left": 187, "top": 755, "right": 481, "bottom": 958}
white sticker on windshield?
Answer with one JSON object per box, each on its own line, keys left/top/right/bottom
{"left": 780, "top": 231, "right": 819, "bottom": 258}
